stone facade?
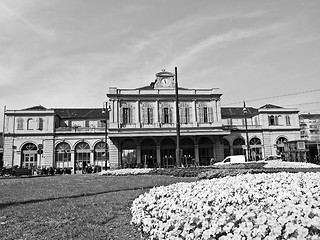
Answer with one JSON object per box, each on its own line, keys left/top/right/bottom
{"left": 2, "top": 71, "right": 303, "bottom": 170}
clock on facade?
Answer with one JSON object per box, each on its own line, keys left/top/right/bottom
{"left": 160, "top": 77, "right": 173, "bottom": 87}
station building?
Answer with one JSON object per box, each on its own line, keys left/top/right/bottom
{"left": 2, "top": 70, "right": 302, "bottom": 170}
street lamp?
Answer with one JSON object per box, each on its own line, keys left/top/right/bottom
{"left": 243, "top": 101, "right": 251, "bottom": 161}
{"left": 102, "top": 102, "right": 111, "bottom": 170}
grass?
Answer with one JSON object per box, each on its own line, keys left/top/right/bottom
{"left": 0, "top": 174, "right": 197, "bottom": 240}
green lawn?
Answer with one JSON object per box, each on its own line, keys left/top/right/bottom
{"left": 0, "top": 174, "right": 197, "bottom": 240}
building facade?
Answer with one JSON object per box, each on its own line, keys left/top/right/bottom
{"left": 107, "top": 70, "right": 230, "bottom": 168}
{"left": 222, "top": 104, "right": 301, "bottom": 161}
{"left": 299, "top": 113, "right": 320, "bottom": 162}
{"left": 2, "top": 70, "right": 304, "bottom": 170}
{"left": 3, "top": 106, "right": 106, "bottom": 172}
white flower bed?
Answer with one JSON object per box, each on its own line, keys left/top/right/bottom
{"left": 99, "top": 168, "right": 154, "bottom": 176}
{"left": 131, "top": 172, "right": 320, "bottom": 239}
{"left": 264, "top": 160, "right": 320, "bottom": 169}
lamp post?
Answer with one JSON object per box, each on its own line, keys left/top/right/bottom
{"left": 243, "top": 101, "right": 251, "bottom": 161}
{"left": 102, "top": 102, "right": 111, "bottom": 170}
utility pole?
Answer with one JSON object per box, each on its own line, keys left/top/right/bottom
{"left": 175, "top": 67, "right": 181, "bottom": 167}
{"left": 103, "top": 102, "right": 111, "bottom": 170}
{"left": 243, "top": 101, "right": 251, "bottom": 161}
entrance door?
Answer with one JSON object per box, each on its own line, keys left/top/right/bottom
{"left": 23, "top": 152, "right": 37, "bottom": 168}
{"left": 75, "top": 142, "right": 91, "bottom": 173}
{"left": 21, "top": 143, "right": 38, "bottom": 168}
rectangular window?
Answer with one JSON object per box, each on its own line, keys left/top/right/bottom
{"left": 123, "top": 108, "right": 131, "bottom": 124}
{"left": 164, "top": 108, "right": 169, "bottom": 124}
{"left": 17, "top": 118, "right": 24, "bottom": 130}
{"left": 203, "top": 107, "right": 208, "bottom": 123}
{"left": 143, "top": 107, "right": 153, "bottom": 124}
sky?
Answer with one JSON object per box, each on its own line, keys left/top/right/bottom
{"left": 1, "top": 0, "right": 320, "bottom": 129}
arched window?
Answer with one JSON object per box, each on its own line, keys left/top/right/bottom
{"left": 55, "top": 142, "right": 71, "bottom": 168}
{"left": 223, "top": 139, "right": 231, "bottom": 158}
{"left": 233, "top": 138, "right": 245, "bottom": 155}
{"left": 75, "top": 142, "right": 91, "bottom": 172}
{"left": 94, "top": 142, "right": 107, "bottom": 167}
{"left": 285, "top": 115, "right": 291, "bottom": 126}
{"left": 250, "top": 137, "right": 261, "bottom": 145}
{"left": 21, "top": 143, "right": 37, "bottom": 168}
{"left": 250, "top": 137, "right": 262, "bottom": 160}
{"left": 269, "top": 115, "right": 279, "bottom": 126}
{"left": 37, "top": 118, "right": 44, "bottom": 130}
{"left": 276, "top": 137, "right": 287, "bottom": 154}
{"left": 27, "top": 118, "right": 34, "bottom": 130}
{"left": 17, "top": 118, "right": 24, "bottom": 130}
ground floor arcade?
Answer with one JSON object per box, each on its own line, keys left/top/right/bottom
{"left": 108, "top": 135, "right": 225, "bottom": 169}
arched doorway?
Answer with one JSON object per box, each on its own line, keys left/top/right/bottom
{"left": 121, "top": 139, "right": 137, "bottom": 168}
{"left": 181, "top": 137, "right": 195, "bottom": 167}
{"left": 21, "top": 143, "right": 37, "bottom": 168}
{"left": 223, "top": 139, "right": 231, "bottom": 158}
{"left": 141, "top": 138, "right": 157, "bottom": 168}
{"left": 250, "top": 137, "right": 262, "bottom": 161}
{"left": 55, "top": 142, "right": 71, "bottom": 168}
{"left": 233, "top": 138, "right": 245, "bottom": 155}
{"left": 199, "top": 137, "right": 213, "bottom": 166}
{"left": 94, "top": 142, "right": 107, "bottom": 169}
{"left": 276, "top": 137, "right": 287, "bottom": 155}
{"left": 75, "top": 142, "right": 90, "bottom": 173}
{"left": 160, "top": 138, "right": 176, "bottom": 168}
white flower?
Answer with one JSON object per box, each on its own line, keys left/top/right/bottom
{"left": 131, "top": 172, "right": 320, "bottom": 239}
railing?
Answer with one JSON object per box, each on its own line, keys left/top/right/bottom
{"left": 223, "top": 124, "right": 262, "bottom": 130}
{"left": 55, "top": 127, "right": 105, "bottom": 133}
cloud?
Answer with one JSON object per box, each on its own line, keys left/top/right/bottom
{"left": 0, "top": 2, "right": 55, "bottom": 39}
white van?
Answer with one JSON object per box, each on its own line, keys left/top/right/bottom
{"left": 213, "top": 155, "right": 246, "bottom": 165}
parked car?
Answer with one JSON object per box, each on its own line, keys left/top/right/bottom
{"left": 262, "top": 155, "right": 282, "bottom": 161}
{"left": 213, "top": 155, "right": 246, "bottom": 165}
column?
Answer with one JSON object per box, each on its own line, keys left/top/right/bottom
{"left": 109, "top": 140, "right": 120, "bottom": 169}
{"left": 156, "top": 145, "right": 161, "bottom": 167}
{"left": 136, "top": 100, "right": 140, "bottom": 128}
{"left": 71, "top": 150, "right": 75, "bottom": 174}
{"left": 195, "top": 144, "right": 199, "bottom": 165}
{"left": 114, "top": 100, "right": 119, "bottom": 127}
{"left": 193, "top": 100, "right": 197, "bottom": 127}
{"left": 213, "top": 100, "right": 218, "bottom": 123}
{"left": 137, "top": 145, "right": 141, "bottom": 167}
{"left": 90, "top": 151, "right": 94, "bottom": 165}
{"left": 155, "top": 100, "right": 159, "bottom": 126}
{"left": 217, "top": 100, "right": 221, "bottom": 122}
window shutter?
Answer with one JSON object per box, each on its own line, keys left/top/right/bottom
{"left": 38, "top": 118, "right": 44, "bottom": 130}
{"left": 160, "top": 107, "right": 164, "bottom": 123}
{"left": 142, "top": 107, "right": 147, "bottom": 124}
{"left": 208, "top": 107, "right": 213, "bottom": 123}
{"left": 120, "top": 108, "right": 123, "bottom": 124}
{"left": 186, "top": 107, "right": 190, "bottom": 123}
{"left": 181, "top": 105, "right": 186, "bottom": 123}
{"left": 129, "top": 108, "right": 133, "bottom": 124}
{"left": 17, "top": 118, "right": 24, "bottom": 130}
{"left": 149, "top": 108, "right": 153, "bottom": 124}
{"left": 199, "top": 106, "right": 204, "bottom": 123}
{"left": 169, "top": 108, "right": 173, "bottom": 123}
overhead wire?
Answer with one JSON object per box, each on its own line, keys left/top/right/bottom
{"left": 223, "top": 88, "right": 320, "bottom": 106}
